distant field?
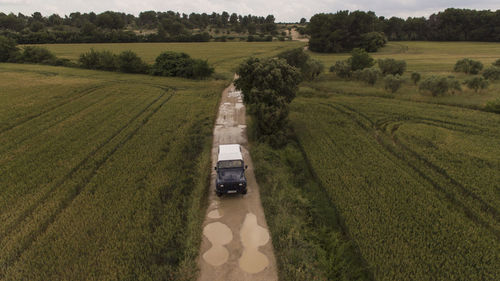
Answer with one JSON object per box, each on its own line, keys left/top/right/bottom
{"left": 33, "top": 41, "right": 305, "bottom": 78}
{"left": 282, "top": 41, "right": 500, "bottom": 280}
{"left": 0, "top": 63, "right": 226, "bottom": 280}
{"left": 306, "top": 41, "right": 500, "bottom": 108}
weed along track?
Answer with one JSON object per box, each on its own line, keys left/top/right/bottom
{"left": 197, "top": 83, "right": 278, "bottom": 281}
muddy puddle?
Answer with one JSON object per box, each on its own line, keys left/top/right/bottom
{"left": 238, "top": 213, "right": 270, "bottom": 273}
{"left": 202, "top": 222, "right": 233, "bottom": 266}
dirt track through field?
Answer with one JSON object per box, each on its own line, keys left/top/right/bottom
{"left": 197, "top": 83, "right": 278, "bottom": 281}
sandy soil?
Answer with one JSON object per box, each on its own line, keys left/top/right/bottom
{"left": 290, "top": 28, "right": 309, "bottom": 42}
{"left": 196, "top": 83, "right": 278, "bottom": 281}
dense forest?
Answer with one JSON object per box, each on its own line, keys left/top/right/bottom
{"left": 382, "top": 8, "right": 500, "bottom": 41}
{"left": 0, "top": 8, "right": 499, "bottom": 45}
{"left": 307, "top": 8, "right": 500, "bottom": 52}
{"left": 0, "top": 11, "right": 278, "bottom": 43}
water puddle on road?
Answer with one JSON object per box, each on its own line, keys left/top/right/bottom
{"left": 202, "top": 222, "right": 233, "bottom": 266}
{"left": 238, "top": 213, "right": 270, "bottom": 273}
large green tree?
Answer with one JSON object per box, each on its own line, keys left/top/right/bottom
{"left": 307, "top": 11, "right": 386, "bottom": 53}
{"left": 235, "top": 57, "right": 301, "bottom": 147}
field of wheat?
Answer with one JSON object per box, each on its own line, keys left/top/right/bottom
{"left": 0, "top": 63, "right": 228, "bottom": 280}
{"left": 289, "top": 93, "right": 500, "bottom": 280}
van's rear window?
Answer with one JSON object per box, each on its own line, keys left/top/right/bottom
{"left": 218, "top": 160, "right": 243, "bottom": 169}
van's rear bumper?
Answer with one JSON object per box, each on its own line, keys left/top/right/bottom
{"left": 216, "top": 183, "right": 247, "bottom": 194}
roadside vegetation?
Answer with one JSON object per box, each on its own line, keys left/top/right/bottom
{"left": 249, "top": 126, "right": 372, "bottom": 281}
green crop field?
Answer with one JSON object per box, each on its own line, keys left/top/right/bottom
{"left": 0, "top": 41, "right": 305, "bottom": 280}
{"left": 276, "top": 41, "right": 500, "bottom": 280}
{"left": 0, "top": 63, "right": 228, "bottom": 280}
{"left": 305, "top": 41, "right": 500, "bottom": 108}
{"left": 2, "top": 40, "right": 500, "bottom": 280}
{"left": 289, "top": 95, "right": 500, "bottom": 280}
{"left": 31, "top": 41, "right": 305, "bottom": 78}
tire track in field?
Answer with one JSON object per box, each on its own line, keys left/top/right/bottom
{"left": 333, "top": 102, "right": 500, "bottom": 223}
{"left": 0, "top": 91, "right": 113, "bottom": 156}
{"left": 319, "top": 102, "right": 500, "bottom": 240}
{"left": 0, "top": 91, "right": 174, "bottom": 276}
{"left": 0, "top": 83, "right": 108, "bottom": 135}
{"left": 0, "top": 91, "right": 173, "bottom": 270}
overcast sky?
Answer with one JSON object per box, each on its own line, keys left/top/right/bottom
{"left": 0, "top": 0, "right": 498, "bottom": 22}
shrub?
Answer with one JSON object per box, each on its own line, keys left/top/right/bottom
{"left": 17, "top": 46, "right": 57, "bottom": 64}
{"left": 361, "top": 32, "right": 387, "bottom": 52}
{"left": 277, "top": 48, "right": 309, "bottom": 69}
{"left": 411, "top": 72, "right": 421, "bottom": 85}
{"left": 349, "top": 48, "right": 374, "bottom": 71}
{"left": 353, "top": 68, "right": 380, "bottom": 85}
{"left": 377, "top": 58, "right": 406, "bottom": 75}
{"left": 278, "top": 48, "right": 323, "bottom": 81}
{"left": 464, "top": 76, "right": 489, "bottom": 93}
{"left": 384, "top": 74, "right": 404, "bottom": 93}
{"left": 0, "top": 35, "right": 19, "bottom": 62}
{"left": 331, "top": 60, "right": 352, "bottom": 78}
{"left": 454, "top": 58, "right": 483, "bottom": 74}
{"left": 117, "top": 50, "right": 149, "bottom": 74}
{"left": 448, "top": 78, "right": 462, "bottom": 94}
{"left": 79, "top": 49, "right": 119, "bottom": 71}
{"left": 484, "top": 98, "right": 500, "bottom": 113}
{"left": 492, "top": 59, "right": 500, "bottom": 67}
{"left": 302, "top": 59, "right": 324, "bottom": 81}
{"left": 190, "top": 59, "right": 214, "bottom": 79}
{"left": 482, "top": 66, "right": 500, "bottom": 81}
{"left": 419, "top": 76, "right": 452, "bottom": 96}
{"left": 151, "top": 51, "right": 213, "bottom": 79}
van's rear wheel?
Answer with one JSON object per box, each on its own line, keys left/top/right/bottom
{"left": 241, "top": 189, "right": 247, "bottom": 195}
{"left": 216, "top": 191, "right": 223, "bottom": 197}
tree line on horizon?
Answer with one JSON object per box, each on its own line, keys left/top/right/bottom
{"left": 307, "top": 8, "right": 500, "bottom": 53}
{"left": 0, "top": 8, "right": 499, "bottom": 46}
{"left": 0, "top": 10, "right": 277, "bottom": 44}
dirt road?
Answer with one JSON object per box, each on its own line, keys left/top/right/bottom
{"left": 290, "top": 28, "right": 309, "bottom": 42}
{"left": 196, "top": 83, "right": 278, "bottom": 281}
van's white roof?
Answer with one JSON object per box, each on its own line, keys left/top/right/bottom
{"left": 218, "top": 144, "right": 243, "bottom": 161}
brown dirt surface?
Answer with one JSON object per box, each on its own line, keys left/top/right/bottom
{"left": 196, "top": 83, "right": 278, "bottom": 281}
{"left": 290, "top": 28, "right": 309, "bottom": 42}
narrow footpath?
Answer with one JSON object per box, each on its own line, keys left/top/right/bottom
{"left": 197, "top": 83, "right": 278, "bottom": 281}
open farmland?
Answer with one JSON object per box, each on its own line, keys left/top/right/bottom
{"left": 282, "top": 42, "right": 500, "bottom": 280}
{"left": 306, "top": 41, "right": 500, "bottom": 108}
{"left": 289, "top": 95, "right": 500, "bottom": 279}
{"left": 0, "top": 63, "right": 227, "bottom": 280}
{"left": 32, "top": 41, "right": 305, "bottom": 78}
